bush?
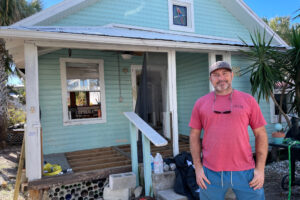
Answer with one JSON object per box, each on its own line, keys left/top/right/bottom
{"left": 8, "top": 107, "right": 25, "bottom": 127}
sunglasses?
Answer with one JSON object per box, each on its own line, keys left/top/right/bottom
{"left": 213, "top": 90, "right": 233, "bottom": 114}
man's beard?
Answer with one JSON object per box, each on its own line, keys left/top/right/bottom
{"left": 214, "top": 80, "right": 231, "bottom": 93}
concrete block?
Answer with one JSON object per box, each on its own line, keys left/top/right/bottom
{"left": 109, "top": 172, "right": 136, "bottom": 191}
{"left": 157, "top": 189, "right": 188, "bottom": 200}
{"left": 152, "top": 171, "right": 176, "bottom": 197}
{"left": 103, "top": 186, "right": 130, "bottom": 200}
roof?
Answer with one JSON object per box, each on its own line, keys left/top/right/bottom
{"left": 11, "top": 0, "right": 288, "bottom": 47}
{"left": 2, "top": 26, "right": 246, "bottom": 46}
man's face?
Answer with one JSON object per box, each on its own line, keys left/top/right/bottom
{"left": 209, "top": 68, "right": 234, "bottom": 93}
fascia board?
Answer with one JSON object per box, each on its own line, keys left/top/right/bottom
{"left": 12, "top": 0, "right": 98, "bottom": 26}
{"left": 218, "top": 0, "right": 288, "bottom": 47}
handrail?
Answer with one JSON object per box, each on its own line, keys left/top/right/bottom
{"left": 124, "top": 112, "right": 168, "bottom": 146}
{"left": 124, "top": 111, "right": 168, "bottom": 197}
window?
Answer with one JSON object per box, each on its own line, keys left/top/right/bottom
{"left": 169, "top": 0, "right": 194, "bottom": 32}
{"left": 60, "top": 58, "right": 106, "bottom": 125}
{"left": 270, "top": 85, "right": 293, "bottom": 123}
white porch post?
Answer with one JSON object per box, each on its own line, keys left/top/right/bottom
{"left": 24, "top": 42, "right": 42, "bottom": 181}
{"left": 167, "top": 50, "right": 179, "bottom": 156}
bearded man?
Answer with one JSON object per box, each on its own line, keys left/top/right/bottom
{"left": 189, "top": 61, "right": 268, "bottom": 200}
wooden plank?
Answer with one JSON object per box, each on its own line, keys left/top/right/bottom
{"left": 124, "top": 112, "right": 168, "bottom": 147}
{"left": 67, "top": 152, "right": 124, "bottom": 162}
{"left": 72, "top": 160, "right": 131, "bottom": 172}
{"left": 66, "top": 151, "right": 119, "bottom": 160}
{"left": 28, "top": 189, "right": 42, "bottom": 200}
{"left": 68, "top": 156, "right": 129, "bottom": 167}
{"left": 13, "top": 139, "right": 25, "bottom": 200}
{"left": 65, "top": 146, "right": 113, "bottom": 156}
{"left": 28, "top": 165, "right": 132, "bottom": 190}
{"left": 112, "top": 146, "right": 131, "bottom": 159}
{"left": 24, "top": 42, "right": 42, "bottom": 181}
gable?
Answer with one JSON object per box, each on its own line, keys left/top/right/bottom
{"left": 13, "top": 0, "right": 287, "bottom": 47}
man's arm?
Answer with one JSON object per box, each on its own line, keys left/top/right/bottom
{"left": 249, "top": 126, "right": 268, "bottom": 190}
{"left": 190, "top": 128, "right": 210, "bottom": 189}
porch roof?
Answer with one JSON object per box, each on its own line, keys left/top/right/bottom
{"left": 3, "top": 26, "right": 245, "bottom": 46}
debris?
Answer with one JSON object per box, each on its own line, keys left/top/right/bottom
{"left": 134, "top": 186, "right": 143, "bottom": 198}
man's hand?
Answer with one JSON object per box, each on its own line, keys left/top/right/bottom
{"left": 195, "top": 166, "right": 211, "bottom": 189}
{"left": 249, "top": 168, "right": 264, "bottom": 190}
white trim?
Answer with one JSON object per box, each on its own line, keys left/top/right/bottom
{"left": 270, "top": 88, "right": 293, "bottom": 124}
{"left": 12, "top": 0, "right": 98, "bottom": 26}
{"left": 60, "top": 58, "right": 106, "bottom": 126}
{"left": 168, "top": 50, "right": 179, "bottom": 156}
{"left": 168, "top": 0, "right": 195, "bottom": 32}
{"left": 208, "top": 51, "right": 231, "bottom": 91}
{"left": 24, "top": 43, "right": 42, "bottom": 181}
{"left": 218, "top": 0, "right": 288, "bottom": 47}
{"left": 131, "top": 65, "right": 143, "bottom": 110}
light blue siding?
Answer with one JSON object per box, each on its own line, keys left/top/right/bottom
{"left": 48, "top": 0, "right": 252, "bottom": 42}
{"left": 176, "top": 52, "right": 209, "bottom": 136}
{"left": 39, "top": 49, "right": 143, "bottom": 154}
{"left": 231, "top": 54, "right": 275, "bottom": 148}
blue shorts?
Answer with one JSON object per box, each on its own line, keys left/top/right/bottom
{"left": 199, "top": 166, "right": 265, "bottom": 200}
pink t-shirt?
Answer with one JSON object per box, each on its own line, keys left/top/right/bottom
{"left": 189, "top": 90, "right": 267, "bottom": 171}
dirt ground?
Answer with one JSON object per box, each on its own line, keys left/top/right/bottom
{"left": 1, "top": 145, "right": 300, "bottom": 200}
{"left": 0, "top": 145, "right": 26, "bottom": 200}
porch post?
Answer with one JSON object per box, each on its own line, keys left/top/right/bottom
{"left": 129, "top": 122, "right": 139, "bottom": 186}
{"left": 167, "top": 50, "right": 179, "bottom": 156}
{"left": 142, "top": 134, "right": 152, "bottom": 196}
{"left": 24, "top": 42, "right": 42, "bottom": 181}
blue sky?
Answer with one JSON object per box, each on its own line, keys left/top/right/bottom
{"left": 9, "top": 0, "right": 300, "bottom": 85}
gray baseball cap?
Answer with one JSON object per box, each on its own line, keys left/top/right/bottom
{"left": 209, "top": 61, "right": 232, "bottom": 75}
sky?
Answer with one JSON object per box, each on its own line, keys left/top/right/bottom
{"left": 8, "top": 0, "right": 300, "bottom": 85}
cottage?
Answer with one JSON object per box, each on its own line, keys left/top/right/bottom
{"left": 0, "top": 0, "right": 288, "bottom": 198}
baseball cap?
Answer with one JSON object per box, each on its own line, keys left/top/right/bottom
{"left": 209, "top": 61, "right": 232, "bottom": 75}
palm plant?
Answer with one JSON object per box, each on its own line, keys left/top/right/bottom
{"left": 286, "top": 27, "right": 300, "bottom": 116}
{"left": 240, "top": 30, "right": 292, "bottom": 127}
{"left": 0, "top": 0, "right": 41, "bottom": 145}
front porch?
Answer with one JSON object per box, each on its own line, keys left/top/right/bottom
{"left": 29, "top": 135, "right": 189, "bottom": 190}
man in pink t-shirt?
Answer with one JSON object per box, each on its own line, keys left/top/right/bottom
{"left": 189, "top": 61, "right": 268, "bottom": 200}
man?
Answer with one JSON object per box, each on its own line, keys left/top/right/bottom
{"left": 189, "top": 61, "right": 268, "bottom": 200}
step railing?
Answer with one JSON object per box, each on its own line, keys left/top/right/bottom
{"left": 124, "top": 112, "right": 168, "bottom": 196}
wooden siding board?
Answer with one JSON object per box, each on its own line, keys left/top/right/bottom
{"left": 39, "top": 49, "right": 143, "bottom": 154}
{"left": 176, "top": 52, "right": 209, "bottom": 136}
{"left": 49, "top": 0, "right": 252, "bottom": 42}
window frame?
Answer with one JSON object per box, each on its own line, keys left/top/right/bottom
{"left": 60, "top": 58, "right": 106, "bottom": 126}
{"left": 168, "top": 0, "right": 195, "bottom": 32}
{"left": 270, "top": 88, "right": 293, "bottom": 124}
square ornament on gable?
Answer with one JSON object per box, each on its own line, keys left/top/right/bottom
{"left": 169, "top": 0, "right": 194, "bottom": 32}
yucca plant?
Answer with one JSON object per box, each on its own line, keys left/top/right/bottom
{"left": 240, "top": 30, "right": 292, "bottom": 127}
{"left": 286, "top": 27, "right": 300, "bottom": 116}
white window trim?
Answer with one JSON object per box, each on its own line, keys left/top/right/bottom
{"left": 270, "top": 88, "right": 292, "bottom": 124}
{"left": 208, "top": 52, "right": 231, "bottom": 91}
{"left": 168, "top": 0, "right": 195, "bottom": 32}
{"left": 60, "top": 58, "right": 106, "bottom": 126}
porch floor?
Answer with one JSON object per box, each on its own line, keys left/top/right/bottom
{"left": 29, "top": 135, "right": 190, "bottom": 190}
{"left": 66, "top": 134, "right": 189, "bottom": 173}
